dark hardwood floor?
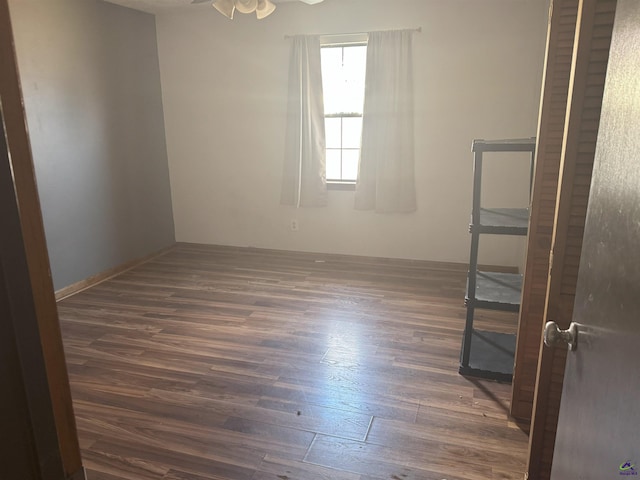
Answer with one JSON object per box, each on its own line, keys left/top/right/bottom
{"left": 57, "top": 243, "right": 527, "bottom": 480}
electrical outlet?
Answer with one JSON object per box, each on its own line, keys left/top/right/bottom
{"left": 290, "top": 219, "right": 299, "bottom": 231}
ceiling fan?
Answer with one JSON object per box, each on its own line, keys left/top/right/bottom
{"left": 191, "top": 0, "right": 324, "bottom": 20}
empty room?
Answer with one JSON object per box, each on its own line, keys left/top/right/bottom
{"left": 3, "top": 0, "right": 636, "bottom": 479}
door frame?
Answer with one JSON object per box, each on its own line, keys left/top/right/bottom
{"left": 0, "top": 0, "right": 84, "bottom": 478}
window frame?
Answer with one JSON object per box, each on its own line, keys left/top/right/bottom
{"left": 320, "top": 37, "right": 368, "bottom": 188}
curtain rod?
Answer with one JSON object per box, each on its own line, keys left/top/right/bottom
{"left": 284, "top": 27, "right": 421, "bottom": 39}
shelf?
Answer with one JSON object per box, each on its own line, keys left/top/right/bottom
{"left": 460, "top": 136, "right": 536, "bottom": 384}
{"left": 472, "top": 138, "right": 536, "bottom": 153}
{"left": 466, "top": 271, "right": 523, "bottom": 312}
{"left": 458, "top": 329, "right": 515, "bottom": 382}
{"left": 471, "top": 207, "right": 529, "bottom": 235}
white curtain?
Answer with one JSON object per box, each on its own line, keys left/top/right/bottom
{"left": 355, "top": 30, "right": 417, "bottom": 213}
{"left": 281, "top": 35, "right": 327, "bottom": 207}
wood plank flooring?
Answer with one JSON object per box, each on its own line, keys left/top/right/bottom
{"left": 57, "top": 243, "right": 527, "bottom": 480}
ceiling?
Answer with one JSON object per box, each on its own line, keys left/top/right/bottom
{"left": 102, "top": 0, "right": 306, "bottom": 15}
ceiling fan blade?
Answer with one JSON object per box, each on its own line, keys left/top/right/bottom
{"left": 191, "top": 0, "right": 210, "bottom": 4}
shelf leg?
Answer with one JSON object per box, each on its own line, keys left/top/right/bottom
{"left": 461, "top": 305, "right": 474, "bottom": 367}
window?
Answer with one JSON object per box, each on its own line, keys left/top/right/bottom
{"left": 320, "top": 43, "right": 367, "bottom": 184}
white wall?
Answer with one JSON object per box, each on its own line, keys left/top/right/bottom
{"left": 156, "top": 0, "right": 548, "bottom": 267}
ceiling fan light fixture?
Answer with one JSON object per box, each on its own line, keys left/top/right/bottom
{"left": 234, "top": 0, "right": 258, "bottom": 14}
{"left": 212, "top": 0, "right": 235, "bottom": 19}
{"left": 256, "top": 0, "right": 276, "bottom": 19}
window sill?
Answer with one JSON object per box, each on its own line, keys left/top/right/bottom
{"left": 327, "top": 181, "right": 356, "bottom": 191}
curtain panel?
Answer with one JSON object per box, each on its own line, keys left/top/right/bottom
{"left": 355, "top": 30, "right": 417, "bottom": 213}
{"left": 281, "top": 35, "right": 328, "bottom": 207}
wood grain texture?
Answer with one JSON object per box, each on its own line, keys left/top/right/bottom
{"left": 0, "top": 89, "right": 65, "bottom": 480}
{"left": 55, "top": 246, "right": 175, "bottom": 301}
{"left": 511, "top": 0, "right": 579, "bottom": 423}
{"left": 58, "top": 243, "right": 528, "bottom": 480}
{"left": 0, "top": 0, "right": 82, "bottom": 476}
{"left": 527, "top": 1, "right": 616, "bottom": 479}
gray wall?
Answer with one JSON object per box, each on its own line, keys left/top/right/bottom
{"left": 9, "top": 0, "right": 175, "bottom": 291}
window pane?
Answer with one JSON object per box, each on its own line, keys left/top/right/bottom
{"left": 325, "top": 118, "right": 342, "bottom": 149}
{"left": 342, "top": 117, "right": 362, "bottom": 149}
{"left": 326, "top": 149, "right": 342, "bottom": 180}
{"left": 321, "top": 47, "right": 342, "bottom": 74}
{"left": 342, "top": 46, "right": 367, "bottom": 114}
{"left": 342, "top": 149, "right": 359, "bottom": 181}
{"left": 321, "top": 47, "right": 344, "bottom": 115}
{"left": 321, "top": 45, "right": 367, "bottom": 116}
{"left": 321, "top": 44, "right": 367, "bottom": 182}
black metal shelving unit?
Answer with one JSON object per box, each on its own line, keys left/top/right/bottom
{"left": 459, "top": 137, "right": 536, "bottom": 383}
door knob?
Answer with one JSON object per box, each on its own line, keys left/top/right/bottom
{"left": 544, "top": 321, "right": 578, "bottom": 351}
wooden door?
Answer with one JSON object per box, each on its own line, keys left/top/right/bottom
{"left": 0, "top": 0, "right": 84, "bottom": 478}
{"left": 550, "top": 0, "right": 640, "bottom": 476}
{"left": 522, "top": 1, "right": 616, "bottom": 477}
{"left": 0, "top": 110, "right": 65, "bottom": 479}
